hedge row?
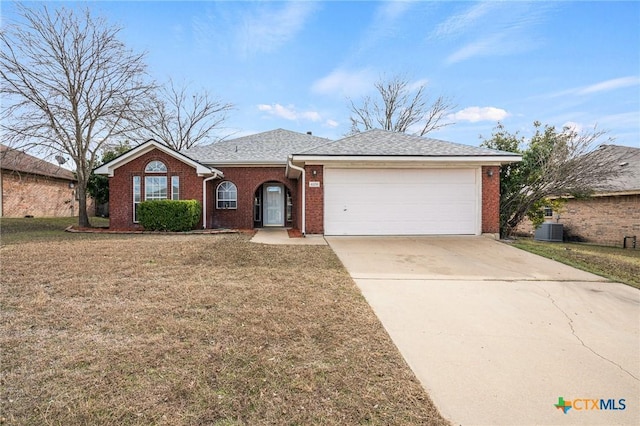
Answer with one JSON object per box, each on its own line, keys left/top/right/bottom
{"left": 137, "top": 200, "right": 201, "bottom": 232}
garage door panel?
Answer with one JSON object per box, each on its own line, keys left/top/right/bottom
{"left": 324, "top": 168, "right": 479, "bottom": 236}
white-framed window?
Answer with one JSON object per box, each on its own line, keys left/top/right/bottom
{"left": 145, "top": 160, "right": 167, "bottom": 173}
{"left": 171, "top": 176, "right": 180, "bottom": 200}
{"left": 544, "top": 207, "right": 553, "bottom": 217}
{"left": 286, "top": 188, "right": 292, "bottom": 222}
{"left": 217, "top": 181, "right": 237, "bottom": 209}
{"left": 133, "top": 175, "right": 141, "bottom": 222}
{"left": 145, "top": 176, "right": 168, "bottom": 200}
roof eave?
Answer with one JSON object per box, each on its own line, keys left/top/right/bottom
{"left": 94, "top": 140, "right": 219, "bottom": 177}
{"left": 551, "top": 189, "right": 640, "bottom": 199}
{"left": 290, "top": 154, "right": 522, "bottom": 165}
{"left": 199, "top": 160, "right": 287, "bottom": 167}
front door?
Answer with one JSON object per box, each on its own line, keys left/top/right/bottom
{"left": 263, "top": 184, "right": 284, "bottom": 226}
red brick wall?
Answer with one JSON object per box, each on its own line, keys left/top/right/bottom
{"left": 207, "top": 166, "right": 298, "bottom": 230}
{"left": 518, "top": 195, "right": 640, "bottom": 247}
{"left": 481, "top": 166, "right": 500, "bottom": 234}
{"left": 304, "top": 165, "right": 324, "bottom": 234}
{"left": 516, "top": 194, "right": 639, "bottom": 247}
{"left": 109, "top": 149, "right": 203, "bottom": 229}
{"left": 1, "top": 170, "right": 79, "bottom": 217}
{"left": 556, "top": 195, "right": 638, "bottom": 246}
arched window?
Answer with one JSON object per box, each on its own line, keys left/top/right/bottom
{"left": 217, "top": 181, "right": 237, "bottom": 209}
{"left": 132, "top": 160, "right": 179, "bottom": 223}
{"left": 145, "top": 160, "right": 167, "bottom": 173}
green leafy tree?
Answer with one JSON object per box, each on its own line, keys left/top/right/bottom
{"left": 87, "top": 142, "right": 131, "bottom": 209}
{"left": 481, "top": 122, "right": 617, "bottom": 238}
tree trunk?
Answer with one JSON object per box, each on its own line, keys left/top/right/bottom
{"left": 77, "top": 184, "right": 91, "bottom": 228}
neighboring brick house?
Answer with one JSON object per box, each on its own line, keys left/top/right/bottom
{"left": 519, "top": 145, "right": 640, "bottom": 246}
{"left": 0, "top": 144, "right": 81, "bottom": 217}
{"left": 95, "top": 129, "right": 521, "bottom": 235}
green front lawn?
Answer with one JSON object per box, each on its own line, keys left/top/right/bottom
{"left": 512, "top": 239, "right": 640, "bottom": 289}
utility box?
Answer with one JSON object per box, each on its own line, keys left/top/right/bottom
{"left": 534, "top": 223, "right": 564, "bottom": 242}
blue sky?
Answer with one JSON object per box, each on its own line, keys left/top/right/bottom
{"left": 5, "top": 1, "right": 640, "bottom": 147}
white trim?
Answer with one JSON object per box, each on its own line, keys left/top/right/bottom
{"left": 132, "top": 175, "right": 141, "bottom": 223}
{"left": 263, "top": 183, "right": 285, "bottom": 227}
{"left": 216, "top": 181, "right": 238, "bottom": 210}
{"left": 290, "top": 155, "right": 521, "bottom": 165}
{"left": 94, "top": 139, "right": 222, "bottom": 177}
{"left": 199, "top": 161, "right": 287, "bottom": 167}
{"left": 171, "top": 175, "right": 180, "bottom": 200}
{"left": 287, "top": 158, "right": 306, "bottom": 235}
{"left": 202, "top": 173, "right": 221, "bottom": 229}
{"left": 145, "top": 160, "right": 168, "bottom": 173}
{"left": 475, "top": 167, "right": 482, "bottom": 235}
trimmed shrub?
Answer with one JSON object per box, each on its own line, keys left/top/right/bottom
{"left": 138, "top": 200, "right": 201, "bottom": 232}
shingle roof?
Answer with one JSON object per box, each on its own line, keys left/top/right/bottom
{"left": 184, "top": 129, "right": 331, "bottom": 164}
{"left": 591, "top": 144, "right": 640, "bottom": 193}
{"left": 296, "top": 129, "right": 519, "bottom": 157}
{"left": 0, "top": 144, "right": 75, "bottom": 180}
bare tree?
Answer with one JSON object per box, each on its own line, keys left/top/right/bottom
{"left": 0, "top": 4, "right": 155, "bottom": 227}
{"left": 140, "top": 79, "right": 234, "bottom": 151}
{"left": 348, "top": 75, "right": 455, "bottom": 136}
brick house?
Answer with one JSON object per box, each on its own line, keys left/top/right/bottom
{"left": 537, "top": 145, "right": 640, "bottom": 246}
{"left": 0, "top": 144, "right": 81, "bottom": 217}
{"left": 95, "top": 129, "right": 521, "bottom": 235}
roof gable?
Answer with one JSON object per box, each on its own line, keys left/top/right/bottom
{"left": 0, "top": 144, "right": 75, "bottom": 180}
{"left": 184, "top": 129, "right": 330, "bottom": 164}
{"left": 296, "top": 129, "right": 519, "bottom": 157}
{"left": 94, "top": 139, "right": 220, "bottom": 177}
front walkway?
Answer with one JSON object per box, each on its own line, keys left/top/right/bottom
{"left": 250, "top": 228, "right": 327, "bottom": 245}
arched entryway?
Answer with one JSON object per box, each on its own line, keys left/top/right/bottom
{"left": 254, "top": 182, "right": 292, "bottom": 228}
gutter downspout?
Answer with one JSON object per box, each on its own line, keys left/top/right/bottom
{"left": 202, "top": 172, "right": 220, "bottom": 229}
{"left": 287, "top": 157, "right": 306, "bottom": 236}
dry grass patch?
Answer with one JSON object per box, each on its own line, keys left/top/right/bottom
{"left": 1, "top": 234, "right": 449, "bottom": 425}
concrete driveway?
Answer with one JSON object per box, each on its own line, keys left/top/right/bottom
{"left": 326, "top": 236, "right": 640, "bottom": 426}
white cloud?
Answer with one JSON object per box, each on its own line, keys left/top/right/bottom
{"left": 378, "top": 0, "right": 414, "bottom": 22}
{"left": 407, "top": 78, "right": 429, "bottom": 91}
{"left": 237, "top": 2, "right": 316, "bottom": 56}
{"left": 194, "top": 1, "right": 317, "bottom": 57}
{"left": 601, "top": 111, "right": 640, "bottom": 128}
{"left": 431, "top": 2, "right": 497, "bottom": 40}
{"left": 448, "top": 106, "right": 509, "bottom": 123}
{"left": 257, "top": 103, "right": 321, "bottom": 122}
{"left": 325, "top": 119, "right": 339, "bottom": 128}
{"left": 311, "top": 68, "right": 377, "bottom": 98}
{"left": 541, "top": 76, "right": 640, "bottom": 99}
{"left": 445, "top": 34, "right": 506, "bottom": 65}
{"left": 435, "top": 2, "right": 555, "bottom": 64}
{"left": 577, "top": 76, "right": 640, "bottom": 95}
{"left": 562, "top": 121, "right": 583, "bottom": 134}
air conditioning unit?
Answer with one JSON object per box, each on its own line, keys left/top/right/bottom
{"left": 534, "top": 223, "right": 563, "bottom": 242}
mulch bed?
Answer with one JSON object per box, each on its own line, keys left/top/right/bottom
{"left": 287, "top": 228, "right": 303, "bottom": 238}
{"left": 65, "top": 225, "right": 253, "bottom": 236}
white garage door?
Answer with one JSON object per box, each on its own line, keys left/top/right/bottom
{"left": 324, "top": 168, "right": 479, "bottom": 236}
